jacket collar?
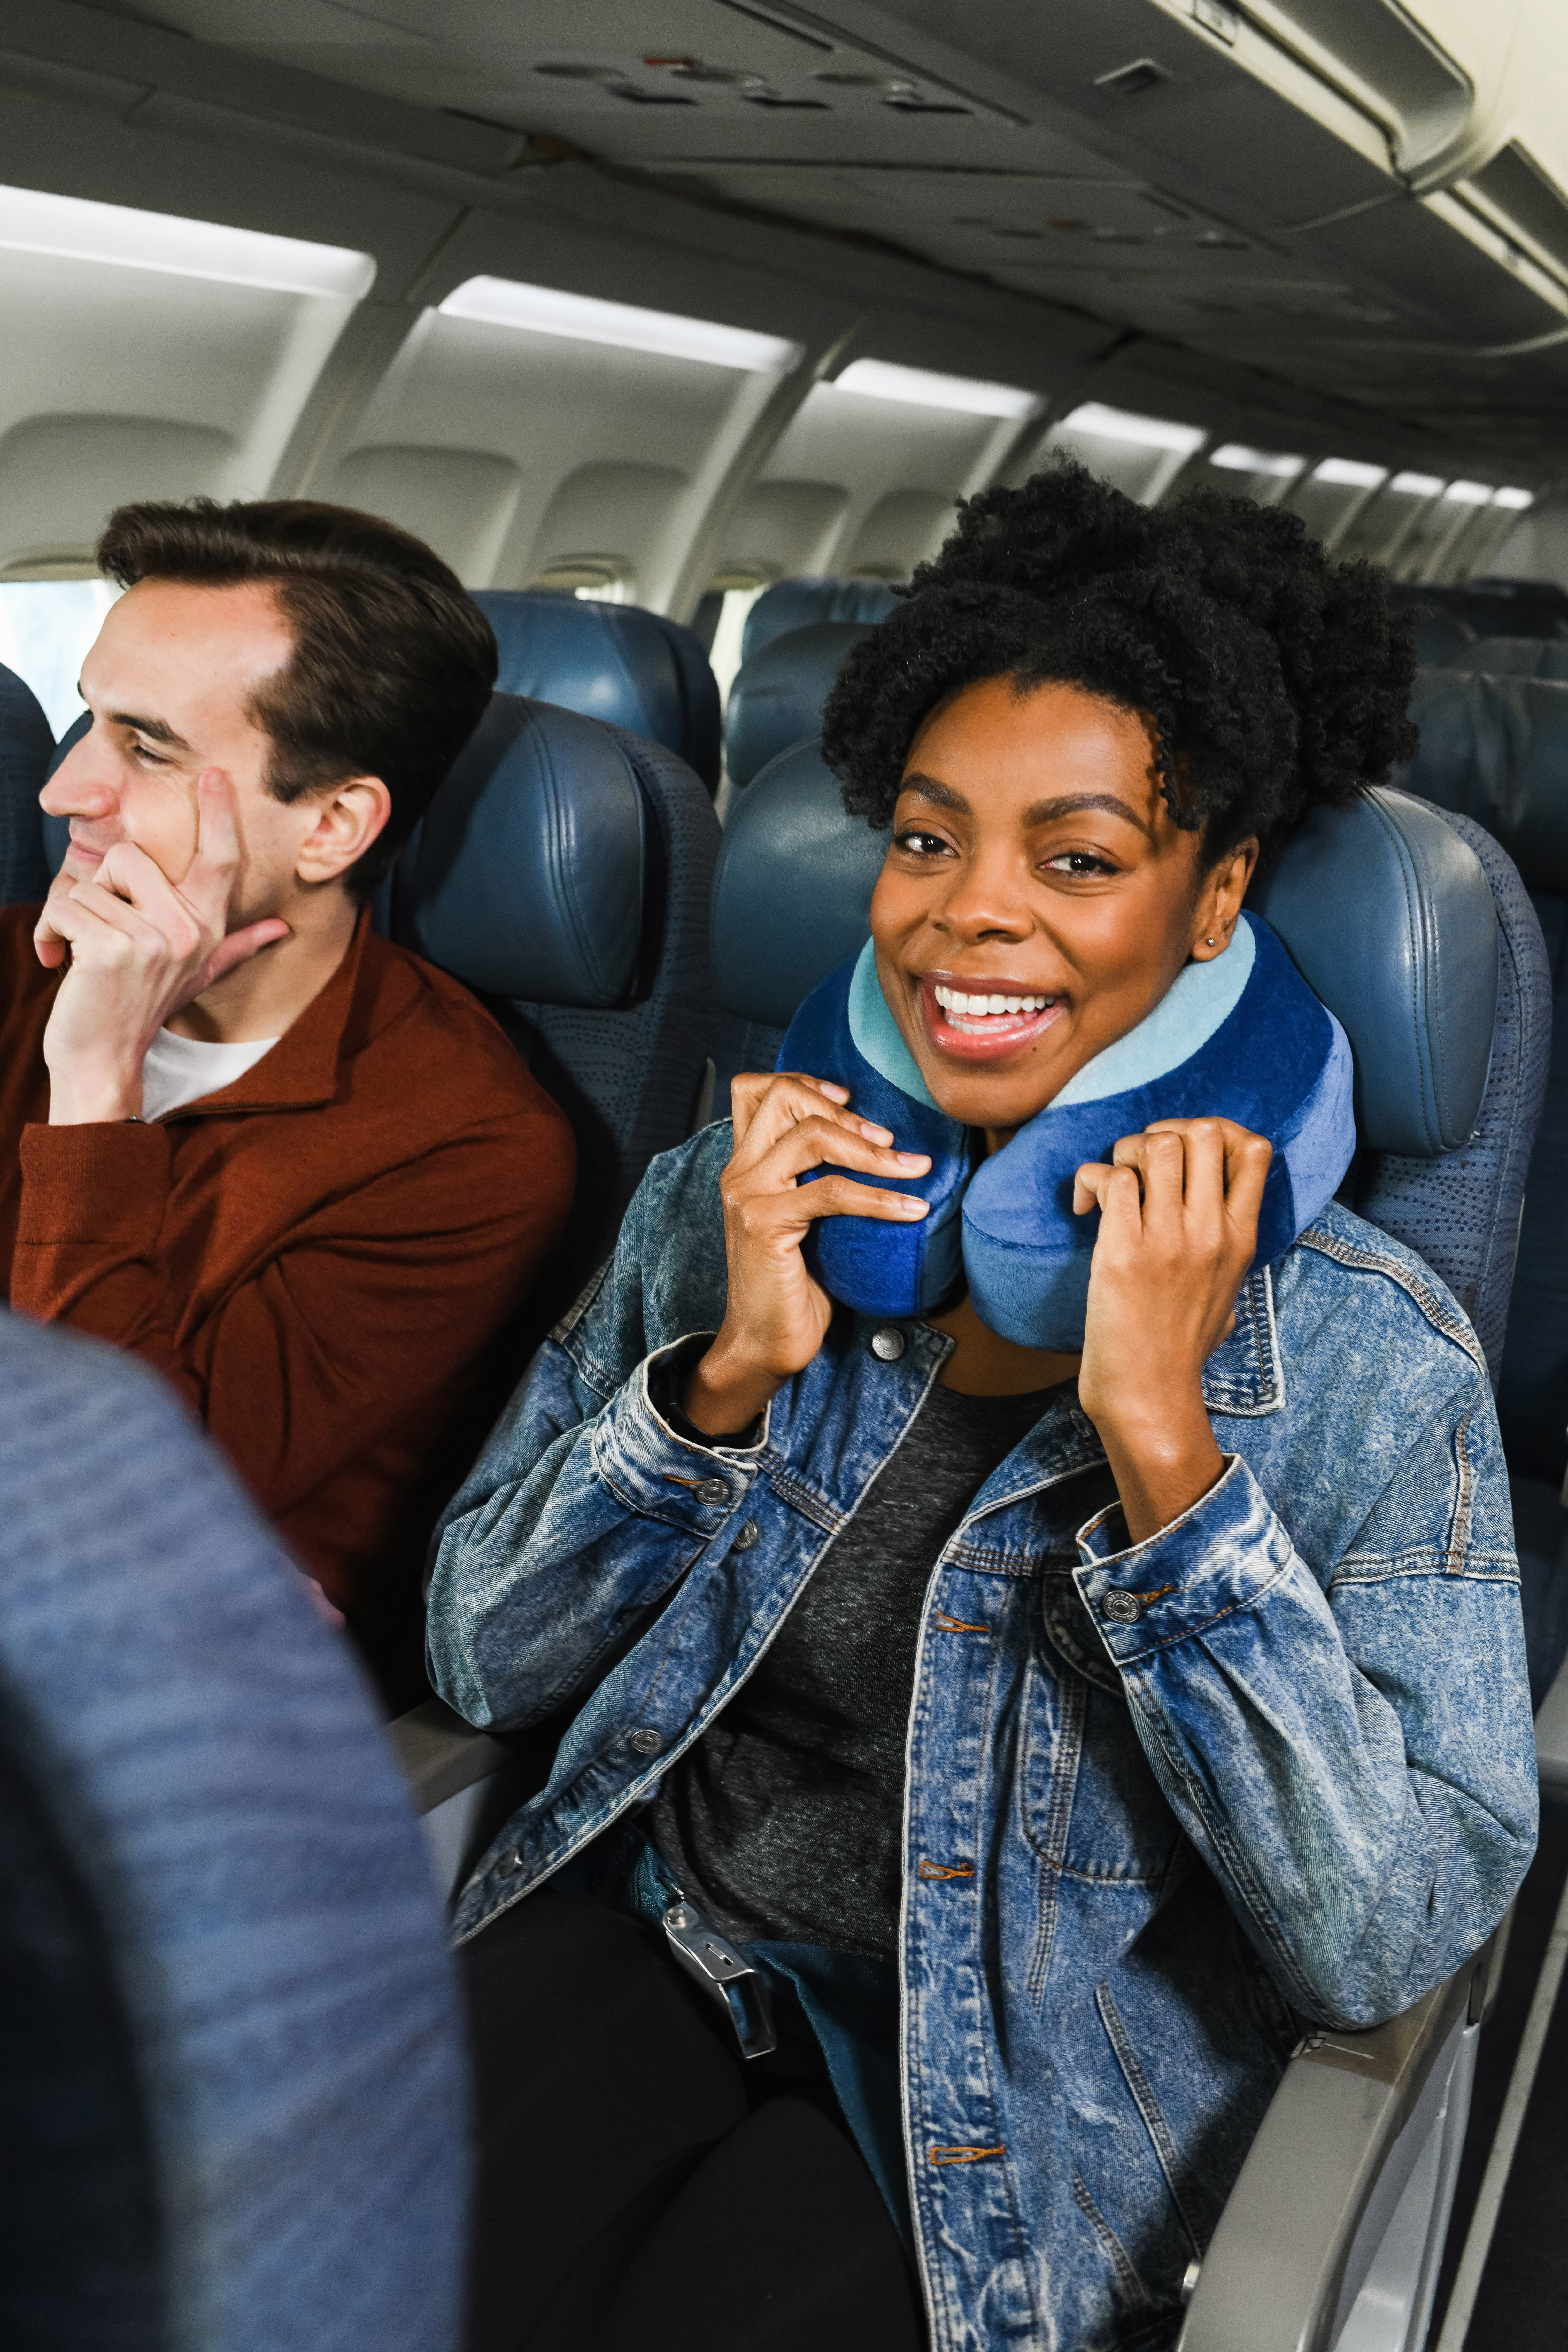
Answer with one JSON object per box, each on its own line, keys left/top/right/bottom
{"left": 156, "top": 908, "right": 373, "bottom": 1121}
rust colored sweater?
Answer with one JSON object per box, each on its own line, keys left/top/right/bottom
{"left": 0, "top": 904, "right": 574, "bottom": 1701}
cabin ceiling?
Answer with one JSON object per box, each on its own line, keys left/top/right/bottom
{"left": 33, "top": 0, "right": 1568, "bottom": 475}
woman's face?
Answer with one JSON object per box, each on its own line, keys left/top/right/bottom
{"left": 869, "top": 676, "right": 1256, "bottom": 1137}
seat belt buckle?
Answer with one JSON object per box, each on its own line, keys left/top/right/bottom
{"left": 662, "top": 1900, "right": 777, "bottom": 2059}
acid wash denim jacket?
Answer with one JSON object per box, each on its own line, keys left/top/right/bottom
{"left": 426, "top": 1123, "right": 1538, "bottom": 2352}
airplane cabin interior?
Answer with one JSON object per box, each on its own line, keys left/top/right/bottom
{"left": 0, "top": 4, "right": 1565, "bottom": 2350}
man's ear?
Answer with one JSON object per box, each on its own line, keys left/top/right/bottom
{"left": 294, "top": 777, "right": 392, "bottom": 887}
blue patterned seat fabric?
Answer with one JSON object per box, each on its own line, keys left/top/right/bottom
{"left": 0, "top": 1311, "right": 468, "bottom": 2350}
{"left": 0, "top": 660, "right": 53, "bottom": 906}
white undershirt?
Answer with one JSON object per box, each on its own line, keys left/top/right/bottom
{"left": 139, "top": 1027, "right": 280, "bottom": 1122}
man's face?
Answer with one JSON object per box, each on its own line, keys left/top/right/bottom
{"left": 40, "top": 578, "right": 314, "bottom": 926}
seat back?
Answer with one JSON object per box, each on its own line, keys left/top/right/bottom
{"left": 390, "top": 694, "right": 722, "bottom": 1303}
{"left": 1394, "top": 667, "right": 1568, "bottom": 1489}
{"left": 0, "top": 660, "right": 52, "bottom": 906}
{"left": 711, "top": 742, "right": 1542, "bottom": 1393}
{"left": 1392, "top": 578, "right": 1568, "bottom": 643}
{"left": 1453, "top": 636, "right": 1568, "bottom": 682}
{"left": 741, "top": 576, "right": 900, "bottom": 665}
{"left": 1413, "top": 610, "right": 1474, "bottom": 668}
{"left": 470, "top": 591, "right": 721, "bottom": 795}
{"left": 0, "top": 1310, "right": 467, "bottom": 2350}
{"left": 725, "top": 620, "right": 877, "bottom": 791}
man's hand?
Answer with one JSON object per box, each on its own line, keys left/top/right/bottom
{"left": 1072, "top": 1116, "right": 1272, "bottom": 1546}
{"left": 35, "top": 770, "right": 291, "bottom": 1125}
{"left": 682, "top": 1070, "right": 931, "bottom": 1436}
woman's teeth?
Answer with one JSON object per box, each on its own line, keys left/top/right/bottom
{"left": 933, "top": 985, "right": 1051, "bottom": 1018}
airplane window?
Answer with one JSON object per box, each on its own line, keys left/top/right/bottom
{"left": 706, "top": 580, "right": 771, "bottom": 708}
{"left": 1045, "top": 402, "right": 1207, "bottom": 505}
{"left": 0, "top": 577, "right": 120, "bottom": 739}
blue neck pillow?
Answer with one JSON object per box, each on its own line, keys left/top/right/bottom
{"left": 776, "top": 911, "right": 1355, "bottom": 1350}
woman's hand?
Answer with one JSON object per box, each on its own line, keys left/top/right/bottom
{"left": 1072, "top": 1116, "right": 1272, "bottom": 1546}
{"left": 682, "top": 1072, "right": 931, "bottom": 1437}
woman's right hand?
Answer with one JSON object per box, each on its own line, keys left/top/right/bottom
{"left": 682, "top": 1071, "right": 931, "bottom": 1437}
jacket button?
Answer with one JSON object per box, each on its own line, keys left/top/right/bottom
{"left": 630, "top": 1727, "right": 663, "bottom": 1755}
{"left": 496, "top": 1848, "right": 524, "bottom": 1876}
{"left": 695, "top": 1476, "right": 730, "bottom": 1505}
{"left": 870, "top": 1326, "right": 906, "bottom": 1362}
{"left": 1101, "top": 1588, "right": 1143, "bottom": 1624}
{"left": 732, "top": 1518, "right": 761, "bottom": 1552}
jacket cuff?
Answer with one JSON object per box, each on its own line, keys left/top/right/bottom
{"left": 590, "top": 1332, "right": 769, "bottom": 1532}
{"left": 17, "top": 1120, "right": 172, "bottom": 1247}
{"left": 1074, "top": 1453, "right": 1296, "bottom": 1664}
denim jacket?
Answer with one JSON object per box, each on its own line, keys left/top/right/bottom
{"left": 427, "top": 1122, "right": 1537, "bottom": 2352}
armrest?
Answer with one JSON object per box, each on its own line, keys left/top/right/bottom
{"left": 385, "top": 1697, "right": 521, "bottom": 1819}
{"left": 1178, "top": 1929, "right": 1503, "bottom": 2352}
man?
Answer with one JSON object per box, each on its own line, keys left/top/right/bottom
{"left": 0, "top": 498, "right": 575, "bottom": 1706}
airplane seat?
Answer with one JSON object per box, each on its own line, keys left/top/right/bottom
{"left": 0, "top": 660, "right": 54, "bottom": 907}
{"left": 1413, "top": 609, "right": 1475, "bottom": 667}
{"left": 1393, "top": 672, "right": 1568, "bottom": 1502}
{"left": 470, "top": 590, "right": 722, "bottom": 796}
{"left": 1391, "top": 578, "right": 1568, "bottom": 643}
{"left": 0, "top": 1309, "right": 468, "bottom": 2350}
{"left": 724, "top": 618, "right": 877, "bottom": 791}
{"left": 739, "top": 575, "right": 900, "bottom": 666}
{"left": 404, "top": 738, "right": 1534, "bottom": 2352}
{"left": 1452, "top": 634, "right": 1568, "bottom": 681}
{"left": 388, "top": 693, "right": 723, "bottom": 1312}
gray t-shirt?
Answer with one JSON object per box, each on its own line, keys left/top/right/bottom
{"left": 648, "top": 1378, "right": 1062, "bottom": 1961}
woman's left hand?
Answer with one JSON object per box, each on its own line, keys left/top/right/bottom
{"left": 1072, "top": 1117, "right": 1273, "bottom": 1547}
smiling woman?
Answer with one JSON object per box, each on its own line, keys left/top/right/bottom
{"left": 426, "top": 463, "right": 1535, "bottom": 2352}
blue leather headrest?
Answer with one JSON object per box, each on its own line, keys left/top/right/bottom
{"left": 1, "top": 662, "right": 54, "bottom": 907}
{"left": 470, "top": 591, "right": 720, "bottom": 794}
{"left": 711, "top": 742, "right": 1498, "bottom": 1159}
{"left": 394, "top": 693, "right": 644, "bottom": 1006}
{"left": 725, "top": 621, "right": 877, "bottom": 791}
{"left": 712, "top": 739, "right": 887, "bottom": 1022}
{"left": 1397, "top": 669, "right": 1568, "bottom": 892}
{"left": 1249, "top": 789, "right": 1495, "bottom": 1156}
{"left": 741, "top": 576, "right": 900, "bottom": 665}
{"left": 1452, "top": 636, "right": 1568, "bottom": 682}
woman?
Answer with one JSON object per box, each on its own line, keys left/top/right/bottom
{"left": 427, "top": 464, "right": 1536, "bottom": 2352}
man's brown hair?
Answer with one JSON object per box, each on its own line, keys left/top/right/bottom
{"left": 97, "top": 498, "right": 498, "bottom": 899}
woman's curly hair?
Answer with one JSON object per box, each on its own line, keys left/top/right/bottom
{"left": 820, "top": 455, "right": 1418, "bottom": 865}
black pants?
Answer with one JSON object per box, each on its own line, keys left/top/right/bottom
{"left": 460, "top": 1890, "right": 927, "bottom": 2352}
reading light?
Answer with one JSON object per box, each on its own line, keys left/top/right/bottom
{"left": 437, "top": 276, "right": 800, "bottom": 371}
{"left": 833, "top": 358, "right": 1040, "bottom": 418}
{"left": 1058, "top": 401, "right": 1205, "bottom": 453}
{"left": 1443, "top": 480, "right": 1496, "bottom": 505}
{"left": 1210, "top": 443, "right": 1304, "bottom": 477}
{"left": 0, "top": 180, "right": 374, "bottom": 298}
{"left": 1390, "top": 471, "right": 1445, "bottom": 496}
{"left": 1493, "top": 486, "right": 1535, "bottom": 509}
{"left": 1312, "top": 458, "right": 1387, "bottom": 489}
